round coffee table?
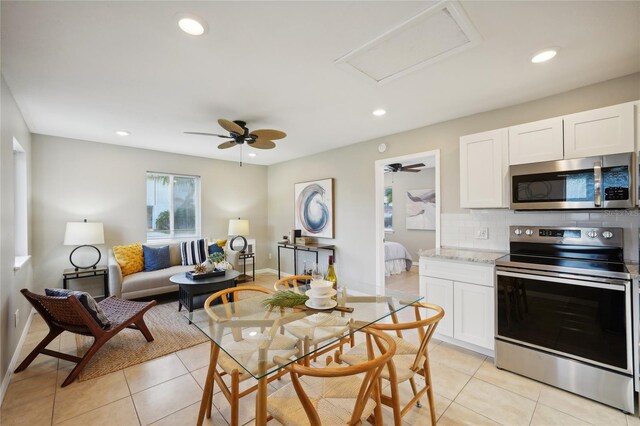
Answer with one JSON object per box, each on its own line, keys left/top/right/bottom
{"left": 170, "top": 270, "right": 240, "bottom": 313}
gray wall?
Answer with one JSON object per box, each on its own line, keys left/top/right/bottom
{"left": 267, "top": 72, "right": 640, "bottom": 289}
{"left": 31, "top": 135, "right": 269, "bottom": 295}
{"left": 384, "top": 168, "right": 436, "bottom": 260}
{"left": 1, "top": 77, "right": 33, "bottom": 391}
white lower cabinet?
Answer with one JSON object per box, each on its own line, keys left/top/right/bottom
{"left": 420, "top": 258, "right": 495, "bottom": 351}
{"left": 453, "top": 281, "right": 494, "bottom": 349}
{"left": 420, "top": 276, "right": 454, "bottom": 338}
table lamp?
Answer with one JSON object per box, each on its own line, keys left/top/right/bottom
{"left": 64, "top": 219, "right": 105, "bottom": 270}
{"left": 228, "top": 218, "right": 249, "bottom": 253}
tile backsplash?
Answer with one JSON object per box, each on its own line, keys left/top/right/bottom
{"left": 441, "top": 210, "right": 640, "bottom": 261}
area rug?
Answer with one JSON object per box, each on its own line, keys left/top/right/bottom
{"left": 75, "top": 301, "right": 208, "bottom": 381}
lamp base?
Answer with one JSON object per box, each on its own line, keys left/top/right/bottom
{"left": 69, "top": 245, "right": 101, "bottom": 271}
{"left": 229, "top": 235, "right": 247, "bottom": 253}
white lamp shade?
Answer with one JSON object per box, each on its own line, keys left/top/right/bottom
{"left": 64, "top": 222, "right": 105, "bottom": 245}
{"left": 228, "top": 219, "right": 249, "bottom": 236}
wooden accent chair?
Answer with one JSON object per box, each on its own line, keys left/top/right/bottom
{"left": 273, "top": 275, "right": 353, "bottom": 365}
{"left": 273, "top": 275, "right": 312, "bottom": 292}
{"left": 16, "top": 289, "right": 156, "bottom": 387}
{"left": 198, "top": 286, "right": 300, "bottom": 426}
{"left": 267, "top": 326, "right": 397, "bottom": 426}
{"left": 336, "top": 301, "right": 444, "bottom": 425}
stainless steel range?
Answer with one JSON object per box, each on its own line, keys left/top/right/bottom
{"left": 495, "top": 226, "right": 634, "bottom": 413}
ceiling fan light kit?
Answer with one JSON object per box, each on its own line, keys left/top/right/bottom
{"left": 185, "top": 118, "right": 287, "bottom": 166}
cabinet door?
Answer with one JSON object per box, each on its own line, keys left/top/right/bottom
{"left": 453, "top": 281, "right": 494, "bottom": 349}
{"left": 564, "top": 102, "right": 635, "bottom": 159}
{"left": 460, "top": 128, "right": 508, "bottom": 208}
{"left": 508, "top": 117, "right": 563, "bottom": 165}
{"left": 420, "top": 276, "right": 453, "bottom": 337}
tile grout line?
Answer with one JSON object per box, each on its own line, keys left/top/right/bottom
{"left": 122, "top": 367, "right": 142, "bottom": 426}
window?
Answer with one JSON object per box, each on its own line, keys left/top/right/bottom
{"left": 384, "top": 186, "right": 393, "bottom": 232}
{"left": 14, "top": 138, "right": 29, "bottom": 269}
{"left": 146, "top": 172, "right": 201, "bottom": 240}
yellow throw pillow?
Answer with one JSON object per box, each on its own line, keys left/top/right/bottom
{"left": 216, "top": 239, "right": 227, "bottom": 248}
{"left": 113, "top": 243, "right": 144, "bottom": 277}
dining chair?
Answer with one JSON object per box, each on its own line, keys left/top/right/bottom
{"left": 336, "top": 301, "right": 444, "bottom": 425}
{"left": 198, "top": 285, "right": 300, "bottom": 426}
{"left": 273, "top": 275, "right": 312, "bottom": 292}
{"left": 267, "top": 326, "right": 397, "bottom": 426}
{"left": 273, "top": 275, "right": 352, "bottom": 365}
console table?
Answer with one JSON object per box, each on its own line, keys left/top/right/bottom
{"left": 276, "top": 242, "right": 336, "bottom": 279}
{"left": 63, "top": 266, "right": 109, "bottom": 299}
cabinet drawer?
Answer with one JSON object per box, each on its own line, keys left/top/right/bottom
{"left": 421, "top": 258, "right": 494, "bottom": 287}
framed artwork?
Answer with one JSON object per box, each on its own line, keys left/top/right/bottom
{"left": 294, "top": 178, "right": 334, "bottom": 238}
{"left": 406, "top": 188, "right": 436, "bottom": 230}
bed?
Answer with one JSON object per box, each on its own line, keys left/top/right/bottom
{"left": 384, "top": 241, "right": 413, "bottom": 277}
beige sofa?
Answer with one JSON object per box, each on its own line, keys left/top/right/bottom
{"left": 108, "top": 241, "right": 238, "bottom": 299}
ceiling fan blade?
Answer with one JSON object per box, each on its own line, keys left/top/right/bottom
{"left": 250, "top": 129, "right": 287, "bottom": 141}
{"left": 402, "top": 163, "right": 425, "bottom": 169}
{"left": 184, "top": 132, "right": 232, "bottom": 138}
{"left": 218, "top": 141, "right": 238, "bottom": 149}
{"left": 218, "top": 118, "right": 244, "bottom": 135}
{"left": 250, "top": 140, "right": 276, "bottom": 149}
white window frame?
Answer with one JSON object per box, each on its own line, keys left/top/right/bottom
{"left": 13, "top": 137, "right": 30, "bottom": 270}
{"left": 146, "top": 172, "right": 201, "bottom": 241}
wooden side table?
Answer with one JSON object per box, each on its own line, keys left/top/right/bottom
{"left": 238, "top": 252, "right": 255, "bottom": 282}
{"left": 62, "top": 266, "right": 109, "bottom": 299}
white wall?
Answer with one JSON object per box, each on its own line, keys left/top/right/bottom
{"left": 31, "top": 135, "right": 269, "bottom": 295}
{"left": 266, "top": 73, "right": 640, "bottom": 288}
{"left": 384, "top": 168, "right": 436, "bottom": 260}
{"left": 0, "top": 76, "right": 33, "bottom": 394}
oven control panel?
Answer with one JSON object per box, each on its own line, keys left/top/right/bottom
{"left": 510, "top": 226, "right": 623, "bottom": 247}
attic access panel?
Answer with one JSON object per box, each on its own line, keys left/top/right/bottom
{"left": 335, "top": 0, "right": 481, "bottom": 85}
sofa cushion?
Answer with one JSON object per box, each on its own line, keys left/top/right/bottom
{"left": 113, "top": 243, "right": 144, "bottom": 276}
{"left": 181, "top": 239, "right": 207, "bottom": 265}
{"left": 45, "top": 288, "right": 111, "bottom": 328}
{"left": 122, "top": 265, "right": 192, "bottom": 294}
{"left": 208, "top": 243, "right": 224, "bottom": 255}
{"left": 143, "top": 245, "right": 170, "bottom": 271}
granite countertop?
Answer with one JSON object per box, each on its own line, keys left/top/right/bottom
{"left": 625, "top": 261, "right": 639, "bottom": 279}
{"left": 419, "top": 247, "right": 507, "bottom": 264}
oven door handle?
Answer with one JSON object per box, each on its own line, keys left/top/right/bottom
{"left": 496, "top": 270, "right": 627, "bottom": 292}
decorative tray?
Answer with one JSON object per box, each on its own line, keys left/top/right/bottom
{"left": 186, "top": 269, "right": 225, "bottom": 280}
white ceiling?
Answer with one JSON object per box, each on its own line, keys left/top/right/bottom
{"left": 2, "top": 1, "right": 639, "bottom": 166}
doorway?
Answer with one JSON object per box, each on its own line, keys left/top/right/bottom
{"left": 374, "top": 150, "right": 440, "bottom": 296}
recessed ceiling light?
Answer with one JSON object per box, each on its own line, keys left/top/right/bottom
{"left": 178, "top": 15, "right": 207, "bottom": 36}
{"left": 373, "top": 109, "right": 387, "bottom": 117}
{"left": 531, "top": 48, "right": 558, "bottom": 64}
{"left": 115, "top": 130, "right": 130, "bottom": 136}
{"left": 248, "top": 153, "right": 257, "bottom": 157}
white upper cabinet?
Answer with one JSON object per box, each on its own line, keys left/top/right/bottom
{"left": 460, "top": 128, "right": 508, "bottom": 208}
{"left": 563, "top": 102, "right": 636, "bottom": 159}
{"left": 508, "top": 117, "right": 563, "bottom": 165}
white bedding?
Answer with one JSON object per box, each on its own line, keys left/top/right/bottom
{"left": 384, "top": 241, "right": 413, "bottom": 277}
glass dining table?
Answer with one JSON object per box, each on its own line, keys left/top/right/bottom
{"left": 185, "top": 285, "right": 422, "bottom": 425}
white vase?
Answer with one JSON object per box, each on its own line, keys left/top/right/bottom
{"left": 202, "top": 259, "right": 215, "bottom": 272}
{"left": 215, "top": 260, "right": 233, "bottom": 271}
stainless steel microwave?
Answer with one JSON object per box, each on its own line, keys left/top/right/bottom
{"left": 510, "top": 153, "right": 635, "bottom": 210}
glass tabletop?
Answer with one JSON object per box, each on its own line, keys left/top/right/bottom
{"left": 185, "top": 285, "right": 422, "bottom": 380}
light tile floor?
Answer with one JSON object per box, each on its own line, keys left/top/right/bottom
{"left": 1, "top": 272, "right": 637, "bottom": 425}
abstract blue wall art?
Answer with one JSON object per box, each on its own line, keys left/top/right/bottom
{"left": 294, "top": 178, "right": 334, "bottom": 238}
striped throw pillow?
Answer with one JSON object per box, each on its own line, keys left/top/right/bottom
{"left": 181, "top": 239, "right": 207, "bottom": 266}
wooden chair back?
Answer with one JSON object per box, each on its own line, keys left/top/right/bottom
{"left": 278, "top": 327, "right": 396, "bottom": 426}
{"left": 20, "top": 289, "right": 103, "bottom": 335}
{"left": 372, "top": 301, "right": 444, "bottom": 371}
{"left": 273, "top": 275, "right": 312, "bottom": 292}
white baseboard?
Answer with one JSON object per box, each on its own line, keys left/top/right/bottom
{"left": 255, "top": 268, "right": 292, "bottom": 277}
{"left": 0, "top": 307, "right": 35, "bottom": 405}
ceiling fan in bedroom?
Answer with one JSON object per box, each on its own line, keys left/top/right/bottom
{"left": 384, "top": 162, "right": 425, "bottom": 173}
{"left": 184, "top": 118, "right": 287, "bottom": 166}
